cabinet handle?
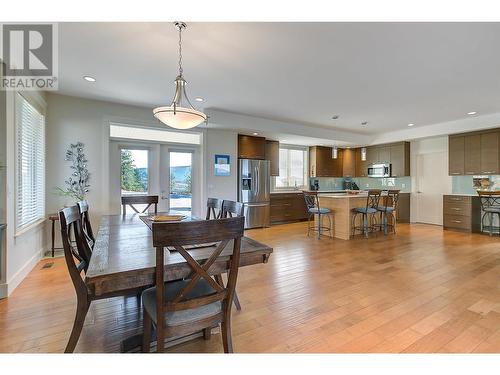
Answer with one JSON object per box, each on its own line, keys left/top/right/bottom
{"left": 482, "top": 171, "right": 494, "bottom": 174}
{"left": 451, "top": 208, "right": 461, "bottom": 210}
{"left": 452, "top": 220, "right": 462, "bottom": 223}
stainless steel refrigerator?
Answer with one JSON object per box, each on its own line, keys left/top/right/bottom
{"left": 238, "top": 159, "right": 270, "bottom": 229}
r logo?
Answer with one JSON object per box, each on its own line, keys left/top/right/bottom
{"left": 2, "top": 24, "right": 53, "bottom": 76}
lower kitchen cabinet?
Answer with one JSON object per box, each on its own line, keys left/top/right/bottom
{"left": 443, "top": 195, "right": 481, "bottom": 232}
{"left": 270, "top": 192, "right": 308, "bottom": 224}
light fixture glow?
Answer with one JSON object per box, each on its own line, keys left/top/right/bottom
{"left": 195, "top": 97, "right": 204, "bottom": 102}
{"left": 467, "top": 111, "right": 477, "bottom": 116}
{"left": 83, "top": 76, "right": 96, "bottom": 82}
{"left": 407, "top": 123, "right": 415, "bottom": 127}
{"left": 332, "top": 146, "right": 338, "bottom": 159}
{"left": 361, "top": 147, "right": 367, "bottom": 161}
{"left": 252, "top": 132, "right": 259, "bottom": 136}
{"left": 153, "top": 22, "right": 207, "bottom": 130}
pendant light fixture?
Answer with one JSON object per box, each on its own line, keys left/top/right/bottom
{"left": 153, "top": 22, "right": 207, "bottom": 129}
{"left": 332, "top": 146, "right": 338, "bottom": 159}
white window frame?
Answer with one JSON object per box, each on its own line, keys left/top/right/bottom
{"left": 14, "top": 93, "right": 46, "bottom": 233}
{"left": 272, "top": 144, "right": 309, "bottom": 191}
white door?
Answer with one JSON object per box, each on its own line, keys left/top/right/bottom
{"left": 415, "top": 151, "right": 449, "bottom": 225}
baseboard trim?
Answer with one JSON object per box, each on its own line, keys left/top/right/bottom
{"left": 5, "top": 247, "right": 44, "bottom": 297}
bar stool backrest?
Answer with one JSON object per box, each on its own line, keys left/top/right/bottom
{"left": 386, "top": 189, "right": 400, "bottom": 212}
{"left": 303, "top": 191, "right": 320, "bottom": 212}
{"left": 477, "top": 191, "right": 500, "bottom": 210}
{"left": 366, "top": 189, "right": 382, "bottom": 211}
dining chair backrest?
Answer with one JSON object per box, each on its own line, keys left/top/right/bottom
{"left": 151, "top": 216, "right": 245, "bottom": 328}
{"left": 365, "top": 189, "right": 382, "bottom": 210}
{"left": 121, "top": 195, "right": 158, "bottom": 215}
{"left": 303, "top": 191, "right": 320, "bottom": 212}
{"left": 477, "top": 191, "right": 500, "bottom": 210}
{"left": 221, "top": 200, "right": 245, "bottom": 218}
{"left": 77, "top": 200, "right": 95, "bottom": 248}
{"left": 59, "top": 206, "right": 93, "bottom": 292}
{"left": 206, "top": 198, "right": 223, "bottom": 220}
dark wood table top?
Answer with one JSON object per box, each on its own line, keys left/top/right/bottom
{"left": 85, "top": 213, "right": 273, "bottom": 297}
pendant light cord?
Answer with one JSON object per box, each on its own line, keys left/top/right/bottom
{"left": 178, "top": 25, "right": 183, "bottom": 77}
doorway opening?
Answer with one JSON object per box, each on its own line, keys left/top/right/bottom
{"left": 169, "top": 151, "right": 193, "bottom": 214}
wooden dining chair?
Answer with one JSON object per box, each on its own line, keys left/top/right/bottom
{"left": 142, "top": 216, "right": 245, "bottom": 353}
{"left": 218, "top": 200, "right": 245, "bottom": 310}
{"left": 206, "top": 197, "right": 223, "bottom": 220}
{"left": 77, "top": 200, "right": 95, "bottom": 249}
{"left": 221, "top": 200, "right": 244, "bottom": 218}
{"left": 60, "top": 206, "right": 145, "bottom": 353}
{"left": 121, "top": 195, "right": 159, "bottom": 215}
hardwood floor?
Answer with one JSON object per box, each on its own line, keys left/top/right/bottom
{"left": 1, "top": 222, "right": 500, "bottom": 353}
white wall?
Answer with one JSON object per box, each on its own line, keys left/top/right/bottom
{"left": 204, "top": 129, "right": 238, "bottom": 202}
{"left": 410, "top": 136, "right": 452, "bottom": 223}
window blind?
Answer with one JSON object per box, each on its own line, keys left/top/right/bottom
{"left": 16, "top": 93, "right": 45, "bottom": 230}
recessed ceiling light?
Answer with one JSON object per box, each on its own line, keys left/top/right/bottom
{"left": 83, "top": 76, "right": 96, "bottom": 82}
{"left": 346, "top": 146, "right": 351, "bottom": 149}
{"left": 195, "top": 97, "right": 204, "bottom": 102}
{"left": 332, "top": 115, "right": 339, "bottom": 120}
{"left": 467, "top": 111, "right": 477, "bottom": 116}
{"left": 361, "top": 121, "right": 368, "bottom": 126}
{"left": 407, "top": 123, "right": 415, "bottom": 127}
{"left": 252, "top": 132, "right": 259, "bottom": 136}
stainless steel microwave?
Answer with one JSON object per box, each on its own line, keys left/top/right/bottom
{"left": 367, "top": 163, "right": 391, "bottom": 178}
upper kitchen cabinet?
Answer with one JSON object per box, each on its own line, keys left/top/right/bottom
{"left": 355, "top": 148, "right": 367, "bottom": 177}
{"left": 448, "top": 128, "right": 500, "bottom": 176}
{"left": 363, "top": 142, "right": 410, "bottom": 176}
{"left": 309, "top": 146, "right": 338, "bottom": 177}
{"left": 365, "top": 146, "right": 379, "bottom": 166}
{"left": 464, "top": 134, "right": 481, "bottom": 175}
{"left": 265, "top": 140, "right": 280, "bottom": 176}
{"left": 390, "top": 142, "right": 410, "bottom": 177}
{"left": 480, "top": 131, "right": 499, "bottom": 175}
{"left": 342, "top": 148, "right": 355, "bottom": 178}
{"left": 238, "top": 134, "right": 266, "bottom": 159}
{"left": 448, "top": 135, "right": 465, "bottom": 175}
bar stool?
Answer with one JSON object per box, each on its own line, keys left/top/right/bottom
{"left": 351, "top": 190, "right": 381, "bottom": 239}
{"left": 376, "top": 189, "right": 400, "bottom": 235}
{"left": 477, "top": 191, "right": 500, "bottom": 236}
{"left": 303, "top": 191, "right": 334, "bottom": 239}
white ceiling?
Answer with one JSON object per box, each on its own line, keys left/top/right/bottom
{"left": 58, "top": 22, "right": 500, "bottom": 137}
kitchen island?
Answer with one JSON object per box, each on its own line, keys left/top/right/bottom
{"left": 316, "top": 193, "right": 400, "bottom": 240}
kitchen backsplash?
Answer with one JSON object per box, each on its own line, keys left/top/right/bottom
{"left": 311, "top": 177, "right": 412, "bottom": 193}
{"left": 452, "top": 175, "right": 500, "bottom": 195}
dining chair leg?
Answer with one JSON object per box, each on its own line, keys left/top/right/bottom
{"left": 156, "top": 323, "right": 165, "bottom": 353}
{"left": 215, "top": 274, "right": 241, "bottom": 310}
{"left": 490, "top": 212, "right": 493, "bottom": 236}
{"left": 142, "top": 307, "right": 152, "bottom": 353}
{"left": 65, "top": 299, "right": 90, "bottom": 353}
{"left": 383, "top": 213, "right": 388, "bottom": 235}
{"left": 363, "top": 214, "right": 368, "bottom": 239}
{"left": 221, "top": 316, "right": 233, "bottom": 353}
{"left": 51, "top": 219, "right": 56, "bottom": 258}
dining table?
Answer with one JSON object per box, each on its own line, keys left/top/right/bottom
{"left": 84, "top": 212, "right": 273, "bottom": 352}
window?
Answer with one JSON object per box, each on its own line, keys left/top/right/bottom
{"left": 120, "top": 149, "right": 149, "bottom": 195}
{"left": 15, "top": 93, "right": 45, "bottom": 230}
{"left": 274, "top": 146, "right": 308, "bottom": 190}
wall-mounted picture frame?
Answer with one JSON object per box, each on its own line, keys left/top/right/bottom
{"left": 214, "top": 154, "right": 231, "bottom": 176}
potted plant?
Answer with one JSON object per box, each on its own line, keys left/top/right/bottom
{"left": 55, "top": 142, "right": 90, "bottom": 204}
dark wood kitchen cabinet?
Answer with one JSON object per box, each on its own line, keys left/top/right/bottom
{"left": 480, "top": 131, "right": 499, "bottom": 175}
{"left": 390, "top": 142, "right": 410, "bottom": 177}
{"left": 270, "top": 192, "right": 308, "bottom": 224}
{"left": 448, "top": 135, "right": 465, "bottom": 175}
{"left": 238, "top": 134, "right": 266, "bottom": 160}
{"left": 342, "top": 148, "right": 356, "bottom": 177}
{"left": 365, "top": 146, "right": 379, "bottom": 166}
{"left": 449, "top": 128, "right": 500, "bottom": 176}
{"left": 265, "top": 140, "right": 280, "bottom": 176}
{"left": 443, "top": 195, "right": 481, "bottom": 233}
{"left": 378, "top": 146, "right": 391, "bottom": 164}
{"left": 310, "top": 146, "right": 334, "bottom": 177}
{"left": 464, "top": 134, "right": 481, "bottom": 175}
